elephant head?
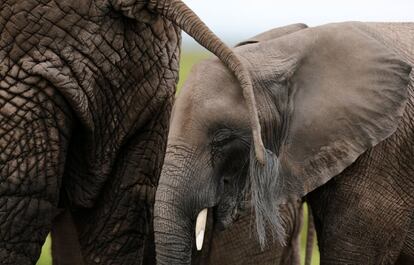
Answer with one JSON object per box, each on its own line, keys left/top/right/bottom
{"left": 154, "top": 22, "right": 412, "bottom": 264}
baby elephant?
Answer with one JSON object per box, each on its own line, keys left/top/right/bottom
{"left": 154, "top": 22, "right": 414, "bottom": 265}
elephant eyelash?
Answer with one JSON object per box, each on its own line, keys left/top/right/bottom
{"left": 211, "top": 126, "right": 246, "bottom": 146}
{"left": 210, "top": 139, "right": 233, "bottom": 168}
{"left": 209, "top": 128, "right": 251, "bottom": 169}
{"left": 211, "top": 136, "right": 236, "bottom": 147}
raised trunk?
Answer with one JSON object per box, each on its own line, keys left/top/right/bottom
{"left": 154, "top": 156, "right": 194, "bottom": 265}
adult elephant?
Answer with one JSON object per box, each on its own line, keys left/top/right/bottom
{"left": 154, "top": 22, "right": 414, "bottom": 265}
{"left": 0, "top": 0, "right": 252, "bottom": 264}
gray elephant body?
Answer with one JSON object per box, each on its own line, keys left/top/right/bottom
{"left": 0, "top": 1, "right": 179, "bottom": 264}
{"left": 154, "top": 22, "right": 414, "bottom": 265}
{"left": 307, "top": 22, "right": 414, "bottom": 265}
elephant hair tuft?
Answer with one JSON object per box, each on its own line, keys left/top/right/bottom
{"left": 249, "top": 148, "right": 286, "bottom": 248}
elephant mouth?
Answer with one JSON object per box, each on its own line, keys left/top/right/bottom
{"left": 213, "top": 192, "right": 249, "bottom": 230}
{"left": 213, "top": 206, "right": 240, "bottom": 230}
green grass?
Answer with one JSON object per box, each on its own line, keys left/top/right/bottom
{"left": 36, "top": 52, "right": 320, "bottom": 264}
{"left": 300, "top": 204, "right": 320, "bottom": 265}
{"left": 36, "top": 235, "right": 51, "bottom": 265}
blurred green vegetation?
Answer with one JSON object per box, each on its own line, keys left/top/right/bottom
{"left": 300, "top": 204, "right": 320, "bottom": 265}
{"left": 36, "top": 51, "right": 319, "bottom": 265}
{"left": 36, "top": 235, "right": 51, "bottom": 265}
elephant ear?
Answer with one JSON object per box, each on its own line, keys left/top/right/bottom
{"left": 244, "top": 22, "right": 411, "bottom": 245}
{"left": 266, "top": 22, "right": 412, "bottom": 198}
{"left": 235, "top": 23, "right": 308, "bottom": 47}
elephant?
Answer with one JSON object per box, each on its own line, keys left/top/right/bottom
{"left": 153, "top": 21, "right": 414, "bottom": 265}
{"left": 0, "top": 0, "right": 252, "bottom": 264}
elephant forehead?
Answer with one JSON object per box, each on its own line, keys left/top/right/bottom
{"left": 180, "top": 59, "right": 242, "bottom": 99}
{"left": 170, "top": 60, "right": 249, "bottom": 142}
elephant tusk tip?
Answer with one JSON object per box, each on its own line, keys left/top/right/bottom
{"left": 195, "top": 208, "right": 208, "bottom": 251}
{"left": 196, "top": 229, "right": 205, "bottom": 251}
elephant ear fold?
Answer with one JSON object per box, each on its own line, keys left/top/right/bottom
{"left": 278, "top": 23, "right": 412, "bottom": 197}
{"left": 235, "top": 23, "right": 308, "bottom": 47}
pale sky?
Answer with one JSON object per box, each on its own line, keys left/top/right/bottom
{"left": 182, "top": 0, "right": 414, "bottom": 48}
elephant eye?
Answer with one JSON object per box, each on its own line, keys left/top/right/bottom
{"left": 210, "top": 132, "right": 235, "bottom": 166}
{"left": 210, "top": 138, "right": 231, "bottom": 160}
{"left": 211, "top": 134, "right": 249, "bottom": 169}
{"left": 211, "top": 128, "right": 237, "bottom": 148}
{"left": 212, "top": 135, "right": 236, "bottom": 147}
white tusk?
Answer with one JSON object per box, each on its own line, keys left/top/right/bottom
{"left": 195, "top": 208, "right": 208, "bottom": 251}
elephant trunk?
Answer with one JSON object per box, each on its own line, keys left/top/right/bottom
{"left": 154, "top": 200, "right": 192, "bottom": 265}
{"left": 148, "top": 0, "right": 266, "bottom": 165}
{"left": 154, "top": 155, "right": 194, "bottom": 265}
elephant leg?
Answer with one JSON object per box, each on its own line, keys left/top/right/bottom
{"left": 72, "top": 99, "right": 172, "bottom": 265}
{"left": 0, "top": 78, "right": 72, "bottom": 264}
{"left": 308, "top": 151, "right": 413, "bottom": 265}
{"left": 51, "top": 209, "right": 85, "bottom": 265}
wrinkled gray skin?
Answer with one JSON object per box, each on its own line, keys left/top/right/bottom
{"left": 154, "top": 22, "right": 414, "bottom": 265}
{"left": 0, "top": 1, "right": 178, "bottom": 264}
{"left": 0, "top": 0, "right": 245, "bottom": 264}
{"left": 192, "top": 201, "right": 304, "bottom": 265}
